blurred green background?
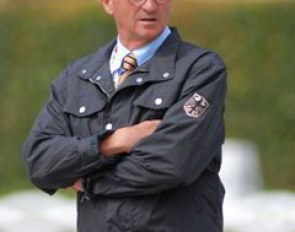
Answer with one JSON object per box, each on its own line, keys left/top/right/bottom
{"left": 0, "top": 0, "right": 294, "bottom": 195}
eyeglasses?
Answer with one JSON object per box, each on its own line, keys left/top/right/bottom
{"left": 129, "top": 0, "right": 171, "bottom": 6}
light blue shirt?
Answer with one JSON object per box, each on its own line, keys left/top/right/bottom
{"left": 110, "top": 26, "right": 171, "bottom": 87}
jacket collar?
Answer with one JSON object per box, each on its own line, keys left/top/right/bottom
{"left": 77, "top": 27, "right": 181, "bottom": 94}
{"left": 141, "top": 27, "right": 181, "bottom": 82}
{"left": 77, "top": 39, "right": 116, "bottom": 80}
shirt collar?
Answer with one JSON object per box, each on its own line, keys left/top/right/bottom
{"left": 110, "top": 26, "right": 171, "bottom": 75}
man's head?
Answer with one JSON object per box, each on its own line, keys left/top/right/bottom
{"left": 101, "top": 0, "right": 172, "bottom": 50}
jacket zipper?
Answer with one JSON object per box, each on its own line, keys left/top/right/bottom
{"left": 89, "top": 77, "right": 112, "bottom": 132}
{"left": 89, "top": 78, "right": 111, "bottom": 100}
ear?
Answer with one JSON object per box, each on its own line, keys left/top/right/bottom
{"left": 100, "top": 0, "right": 114, "bottom": 15}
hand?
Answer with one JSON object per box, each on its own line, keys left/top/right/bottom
{"left": 101, "top": 120, "right": 161, "bottom": 157}
{"left": 70, "top": 179, "right": 84, "bottom": 192}
{"left": 119, "top": 120, "right": 162, "bottom": 153}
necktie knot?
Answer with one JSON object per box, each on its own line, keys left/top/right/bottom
{"left": 117, "top": 53, "right": 138, "bottom": 86}
{"left": 122, "top": 53, "right": 138, "bottom": 72}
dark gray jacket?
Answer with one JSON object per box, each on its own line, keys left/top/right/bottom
{"left": 23, "top": 28, "right": 227, "bottom": 232}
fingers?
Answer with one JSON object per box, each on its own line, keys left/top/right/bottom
{"left": 140, "top": 119, "right": 162, "bottom": 125}
{"left": 71, "top": 179, "right": 84, "bottom": 192}
{"left": 132, "top": 120, "right": 162, "bottom": 139}
{"left": 136, "top": 120, "right": 162, "bottom": 132}
{"left": 100, "top": 120, "right": 163, "bottom": 156}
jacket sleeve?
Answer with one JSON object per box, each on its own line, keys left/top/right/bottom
{"left": 84, "top": 53, "right": 227, "bottom": 197}
{"left": 22, "top": 65, "right": 109, "bottom": 194}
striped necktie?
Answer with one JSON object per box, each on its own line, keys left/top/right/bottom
{"left": 117, "top": 53, "right": 138, "bottom": 86}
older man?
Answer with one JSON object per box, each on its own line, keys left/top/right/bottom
{"left": 23, "top": 0, "right": 227, "bottom": 231}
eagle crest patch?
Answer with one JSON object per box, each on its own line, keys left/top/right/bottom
{"left": 183, "top": 93, "right": 210, "bottom": 118}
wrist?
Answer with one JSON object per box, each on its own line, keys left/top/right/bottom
{"left": 100, "top": 129, "right": 127, "bottom": 156}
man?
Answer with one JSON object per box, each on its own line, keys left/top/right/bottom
{"left": 23, "top": 0, "right": 227, "bottom": 231}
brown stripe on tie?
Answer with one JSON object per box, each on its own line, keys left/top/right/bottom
{"left": 117, "top": 52, "right": 138, "bottom": 87}
{"left": 124, "top": 61, "right": 137, "bottom": 69}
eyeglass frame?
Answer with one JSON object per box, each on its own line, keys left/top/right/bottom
{"left": 128, "top": 0, "right": 171, "bottom": 6}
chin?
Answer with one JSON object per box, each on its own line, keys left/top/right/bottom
{"left": 139, "top": 29, "right": 162, "bottom": 43}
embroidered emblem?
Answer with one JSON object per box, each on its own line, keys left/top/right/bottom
{"left": 183, "top": 93, "right": 210, "bottom": 118}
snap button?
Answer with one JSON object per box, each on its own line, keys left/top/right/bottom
{"left": 105, "top": 123, "right": 113, "bottom": 131}
{"left": 155, "top": 98, "right": 163, "bottom": 106}
{"left": 136, "top": 77, "right": 143, "bottom": 84}
{"left": 79, "top": 106, "right": 86, "bottom": 113}
{"left": 82, "top": 69, "right": 87, "bottom": 74}
{"left": 96, "top": 76, "right": 101, "bottom": 81}
{"left": 162, "top": 72, "right": 170, "bottom": 78}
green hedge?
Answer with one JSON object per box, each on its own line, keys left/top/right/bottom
{"left": 0, "top": 1, "right": 294, "bottom": 194}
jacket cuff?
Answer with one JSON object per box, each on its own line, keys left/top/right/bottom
{"left": 78, "top": 129, "right": 115, "bottom": 167}
{"left": 78, "top": 136, "right": 100, "bottom": 167}
{"left": 81, "top": 129, "right": 122, "bottom": 199}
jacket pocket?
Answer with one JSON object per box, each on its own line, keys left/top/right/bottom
{"left": 132, "top": 84, "right": 179, "bottom": 121}
{"left": 134, "top": 84, "right": 178, "bottom": 110}
{"left": 63, "top": 94, "right": 107, "bottom": 136}
{"left": 63, "top": 94, "right": 106, "bottom": 117}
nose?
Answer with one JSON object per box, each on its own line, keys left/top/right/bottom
{"left": 141, "top": 0, "right": 158, "bottom": 12}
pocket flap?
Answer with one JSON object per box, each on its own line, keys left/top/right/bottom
{"left": 133, "top": 86, "right": 177, "bottom": 110}
{"left": 63, "top": 95, "right": 106, "bottom": 117}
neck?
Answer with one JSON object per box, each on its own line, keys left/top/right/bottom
{"left": 119, "top": 38, "right": 154, "bottom": 51}
{"left": 117, "top": 27, "right": 166, "bottom": 51}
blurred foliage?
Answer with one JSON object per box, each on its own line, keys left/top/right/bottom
{"left": 0, "top": 0, "right": 294, "bottom": 195}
